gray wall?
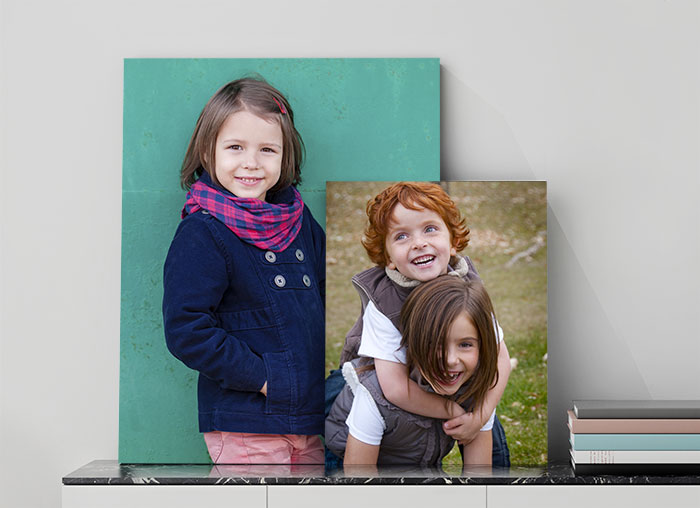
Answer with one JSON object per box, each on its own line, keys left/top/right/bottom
{"left": 1, "top": 1, "right": 698, "bottom": 507}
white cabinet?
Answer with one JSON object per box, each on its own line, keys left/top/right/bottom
{"left": 267, "top": 485, "right": 487, "bottom": 508}
{"left": 62, "top": 483, "right": 700, "bottom": 508}
{"left": 62, "top": 485, "right": 266, "bottom": 508}
{"left": 487, "top": 485, "right": 700, "bottom": 508}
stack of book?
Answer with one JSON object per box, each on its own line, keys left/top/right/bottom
{"left": 569, "top": 400, "right": 700, "bottom": 475}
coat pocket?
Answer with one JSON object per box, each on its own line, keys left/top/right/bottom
{"left": 217, "top": 307, "right": 276, "bottom": 331}
{"left": 262, "top": 351, "right": 292, "bottom": 415}
{"left": 217, "top": 308, "right": 281, "bottom": 353}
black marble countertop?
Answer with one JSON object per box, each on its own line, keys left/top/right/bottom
{"left": 63, "top": 460, "right": 700, "bottom": 485}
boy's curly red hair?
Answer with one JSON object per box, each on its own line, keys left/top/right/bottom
{"left": 362, "top": 182, "right": 470, "bottom": 267}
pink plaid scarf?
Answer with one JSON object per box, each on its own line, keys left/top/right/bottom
{"left": 182, "top": 176, "right": 304, "bottom": 252}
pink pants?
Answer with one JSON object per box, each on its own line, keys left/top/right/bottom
{"left": 204, "top": 431, "right": 324, "bottom": 465}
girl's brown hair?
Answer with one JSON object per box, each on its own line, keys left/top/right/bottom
{"left": 400, "top": 276, "right": 499, "bottom": 409}
{"left": 362, "top": 182, "right": 470, "bottom": 267}
{"left": 180, "top": 77, "right": 304, "bottom": 194}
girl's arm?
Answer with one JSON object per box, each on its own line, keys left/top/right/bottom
{"left": 308, "top": 207, "right": 326, "bottom": 306}
{"left": 375, "top": 359, "right": 465, "bottom": 419}
{"left": 462, "top": 430, "right": 493, "bottom": 467}
{"left": 163, "top": 217, "right": 267, "bottom": 394}
{"left": 344, "top": 434, "right": 380, "bottom": 465}
{"left": 341, "top": 373, "right": 384, "bottom": 466}
{"left": 444, "top": 340, "right": 511, "bottom": 443}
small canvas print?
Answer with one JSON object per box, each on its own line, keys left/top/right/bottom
{"left": 324, "top": 181, "right": 547, "bottom": 469}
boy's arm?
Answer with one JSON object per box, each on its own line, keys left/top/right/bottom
{"left": 375, "top": 359, "right": 465, "bottom": 419}
{"left": 443, "top": 340, "right": 511, "bottom": 443}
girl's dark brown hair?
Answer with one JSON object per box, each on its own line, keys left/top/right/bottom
{"left": 180, "top": 77, "right": 304, "bottom": 194}
{"left": 362, "top": 182, "right": 470, "bottom": 267}
{"left": 400, "top": 276, "right": 499, "bottom": 408}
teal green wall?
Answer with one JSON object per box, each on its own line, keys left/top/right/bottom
{"left": 119, "top": 58, "right": 440, "bottom": 463}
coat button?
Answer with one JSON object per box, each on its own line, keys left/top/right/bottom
{"left": 295, "top": 249, "right": 305, "bottom": 261}
{"left": 274, "top": 275, "right": 286, "bottom": 288}
{"left": 201, "top": 210, "right": 209, "bottom": 215}
{"left": 302, "top": 274, "right": 311, "bottom": 287}
{"left": 265, "top": 251, "right": 277, "bottom": 263}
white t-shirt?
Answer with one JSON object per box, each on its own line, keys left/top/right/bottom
{"left": 345, "top": 381, "right": 386, "bottom": 445}
{"left": 356, "top": 301, "right": 406, "bottom": 363}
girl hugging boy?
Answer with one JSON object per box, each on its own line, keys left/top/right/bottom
{"left": 326, "top": 182, "right": 511, "bottom": 465}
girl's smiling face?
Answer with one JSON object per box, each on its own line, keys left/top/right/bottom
{"left": 385, "top": 203, "right": 457, "bottom": 282}
{"left": 214, "top": 110, "right": 283, "bottom": 201}
{"left": 428, "top": 311, "right": 480, "bottom": 396}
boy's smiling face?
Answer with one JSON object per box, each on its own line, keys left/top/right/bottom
{"left": 385, "top": 203, "right": 457, "bottom": 282}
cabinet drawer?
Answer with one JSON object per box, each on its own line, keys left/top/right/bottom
{"left": 487, "top": 485, "right": 700, "bottom": 508}
{"left": 268, "top": 485, "right": 486, "bottom": 508}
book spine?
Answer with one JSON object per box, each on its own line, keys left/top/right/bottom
{"left": 571, "top": 460, "right": 700, "bottom": 476}
{"left": 570, "top": 449, "right": 700, "bottom": 464}
{"left": 578, "top": 409, "right": 700, "bottom": 419}
{"left": 570, "top": 433, "right": 700, "bottom": 451}
{"left": 567, "top": 410, "right": 700, "bottom": 434}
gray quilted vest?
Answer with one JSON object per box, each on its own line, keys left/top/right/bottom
{"left": 325, "top": 359, "right": 462, "bottom": 465}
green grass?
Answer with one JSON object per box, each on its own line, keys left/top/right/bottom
{"left": 326, "top": 181, "right": 548, "bottom": 465}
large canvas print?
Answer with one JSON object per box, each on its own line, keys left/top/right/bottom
{"left": 325, "top": 181, "right": 547, "bottom": 468}
{"left": 119, "top": 59, "right": 440, "bottom": 463}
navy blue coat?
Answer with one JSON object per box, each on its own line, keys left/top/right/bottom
{"left": 163, "top": 183, "right": 325, "bottom": 435}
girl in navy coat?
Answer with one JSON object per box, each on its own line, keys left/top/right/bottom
{"left": 163, "top": 78, "right": 325, "bottom": 464}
